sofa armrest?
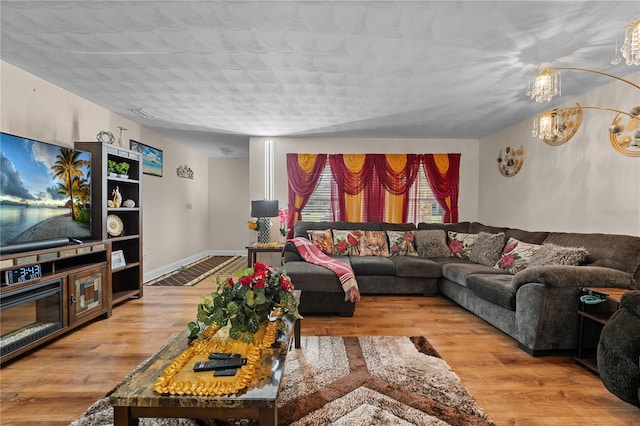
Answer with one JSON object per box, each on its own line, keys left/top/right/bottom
{"left": 511, "top": 266, "right": 637, "bottom": 291}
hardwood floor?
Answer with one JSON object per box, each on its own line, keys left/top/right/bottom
{"left": 1, "top": 279, "right": 638, "bottom": 425}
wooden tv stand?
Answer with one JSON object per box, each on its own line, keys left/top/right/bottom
{"left": 0, "top": 240, "right": 112, "bottom": 364}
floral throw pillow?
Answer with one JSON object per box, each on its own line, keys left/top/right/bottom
{"left": 387, "top": 231, "right": 417, "bottom": 256}
{"left": 447, "top": 231, "right": 477, "bottom": 259}
{"left": 332, "top": 230, "right": 362, "bottom": 255}
{"left": 359, "top": 230, "right": 390, "bottom": 256}
{"left": 493, "top": 237, "right": 542, "bottom": 274}
{"left": 307, "top": 229, "right": 334, "bottom": 255}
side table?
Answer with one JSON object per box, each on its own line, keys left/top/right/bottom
{"left": 575, "top": 287, "right": 628, "bottom": 374}
{"left": 246, "top": 242, "right": 284, "bottom": 268}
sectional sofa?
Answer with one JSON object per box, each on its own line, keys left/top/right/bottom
{"left": 282, "top": 221, "right": 640, "bottom": 356}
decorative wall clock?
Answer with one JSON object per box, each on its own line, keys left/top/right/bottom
{"left": 497, "top": 146, "right": 525, "bottom": 177}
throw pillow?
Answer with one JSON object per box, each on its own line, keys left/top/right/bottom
{"left": 307, "top": 229, "right": 334, "bottom": 255}
{"left": 493, "top": 237, "right": 542, "bottom": 274}
{"left": 469, "top": 232, "right": 506, "bottom": 267}
{"left": 359, "top": 230, "right": 390, "bottom": 256}
{"left": 447, "top": 231, "right": 478, "bottom": 259}
{"left": 528, "top": 243, "right": 589, "bottom": 267}
{"left": 332, "top": 229, "right": 362, "bottom": 255}
{"left": 414, "top": 230, "right": 451, "bottom": 257}
{"left": 387, "top": 230, "right": 418, "bottom": 256}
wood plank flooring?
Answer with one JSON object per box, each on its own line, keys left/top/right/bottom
{"left": 1, "top": 279, "right": 639, "bottom": 425}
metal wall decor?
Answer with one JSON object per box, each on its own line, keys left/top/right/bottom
{"left": 497, "top": 146, "right": 525, "bottom": 177}
{"left": 176, "top": 165, "right": 194, "bottom": 179}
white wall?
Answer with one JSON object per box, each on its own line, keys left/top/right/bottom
{"left": 478, "top": 70, "right": 640, "bottom": 236}
{"left": 248, "top": 137, "right": 481, "bottom": 230}
{"left": 1, "top": 60, "right": 211, "bottom": 280}
{"left": 207, "top": 157, "right": 251, "bottom": 253}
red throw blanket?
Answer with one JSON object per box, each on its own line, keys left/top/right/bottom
{"left": 291, "top": 237, "right": 361, "bottom": 303}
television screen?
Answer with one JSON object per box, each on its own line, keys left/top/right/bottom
{"left": 0, "top": 132, "right": 92, "bottom": 252}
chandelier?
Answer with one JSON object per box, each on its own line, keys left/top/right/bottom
{"left": 531, "top": 103, "right": 640, "bottom": 156}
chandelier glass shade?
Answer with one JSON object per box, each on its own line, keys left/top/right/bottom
{"left": 527, "top": 68, "right": 561, "bottom": 103}
{"left": 620, "top": 18, "right": 640, "bottom": 66}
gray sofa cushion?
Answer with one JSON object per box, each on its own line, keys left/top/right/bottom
{"left": 389, "top": 256, "right": 442, "bottom": 278}
{"left": 442, "top": 262, "right": 506, "bottom": 287}
{"left": 466, "top": 274, "right": 516, "bottom": 310}
{"left": 469, "top": 232, "right": 505, "bottom": 266}
{"left": 414, "top": 229, "right": 451, "bottom": 257}
{"left": 349, "top": 256, "right": 396, "bottom": 276}
{"left": 281, "top": 261, "right": 345, "bottom": 292}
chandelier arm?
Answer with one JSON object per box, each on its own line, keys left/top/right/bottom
{"left": 567, "top": 105, "right": 639, "bottom": 119}
{"left": 549, "top": 67, "right": 640, "bottom": 91}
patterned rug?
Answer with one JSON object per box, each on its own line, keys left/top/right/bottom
{"left": 145, "top": 256, "right": 246, "bottom": 287}
{"left": 69, "top": 336, "right": 494, "bottom": 425}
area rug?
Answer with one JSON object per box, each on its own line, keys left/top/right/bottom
{"left": 145, "top": 256, "right": 245, "bottom": 287}
{"left": 69, "top": 336, "right": 494, "bottom": 425}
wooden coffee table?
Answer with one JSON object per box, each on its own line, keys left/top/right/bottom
{"left": 110, "top": 319, "right": 295, "bottom": 426}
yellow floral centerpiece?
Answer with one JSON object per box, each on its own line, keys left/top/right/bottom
{"left": 188, "top": 262, "right": 301, "bottom": 344}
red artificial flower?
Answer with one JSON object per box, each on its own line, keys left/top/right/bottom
{"left": 280, "top": 274, "right": 293, "bottom": 291}
{"left": 449, "top": 239, "right": 462, "bottom": 254}
{"left": 239, "top": 275, "right": 253, "bottom": 286}
{"left": 225, "top": 277, "right": 234, "bottom": 286}
{"left": 253, "top": 270, "right": 266, "bottom": 288}
{"left": 253, "top": 262, "right": 267, "bottom": 273}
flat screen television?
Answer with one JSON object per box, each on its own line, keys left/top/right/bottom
{"left": 0, "top": 132, "right": 92, "bottom": 254}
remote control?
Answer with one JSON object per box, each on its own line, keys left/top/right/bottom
{"left": 193, "top": 358, "right": 247, "bottom": 372}
{"left": 208, "top": 352, "right": 241, "bottom": 360}
{"left": 214, "top": 368, "right": 238, "bottom": 377}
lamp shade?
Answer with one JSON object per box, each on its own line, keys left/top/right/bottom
{"left": 251, "top": 200, "right": 279, "bottom": 218}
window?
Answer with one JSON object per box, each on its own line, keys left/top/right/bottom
{"left": 301, "top": 160, "right": 444, "bottom": 223}
{"left": 300, "top": 161, "right": 334, "bottom": 222}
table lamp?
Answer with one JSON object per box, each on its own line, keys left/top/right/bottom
{"left": 251, "top": 200, "right": 279, "bottom": 243}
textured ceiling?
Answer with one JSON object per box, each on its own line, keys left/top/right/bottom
{"left": 1, "top": 1, "right": 638, "bottom": 157}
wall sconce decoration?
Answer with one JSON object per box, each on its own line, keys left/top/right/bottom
{"left": 497, "top": 146, "right": 525, "bottom": 177}
{"left": 176, "top": 165, "right": 194, "bottom": 179}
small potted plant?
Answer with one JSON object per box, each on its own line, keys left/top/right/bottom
{"left": 115, "top": 162, "right": 130, "bottom": 178}
{"left": 107, "top": 160, "right": 118, "bottom": 177}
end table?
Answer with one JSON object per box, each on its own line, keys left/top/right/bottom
{"left": 576, "top": 287, "right": 628, "bottom": 374}
{"left": 246, "top": 242, "right": 284, "bottom": 268}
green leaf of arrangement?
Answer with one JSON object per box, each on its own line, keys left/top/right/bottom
{"left": 187, "top": 321, "right": 200, "bottom": 339}
{"left": 241, "top": 333, "right": 254, "bottom": 343}
{"left": 213, "top": 308, "right": 227, "bottom": 326}
{"left": 254, "top": 288, "right": 267, "bottom": 305}
{"left": 229, "top": 326, "right": 242, "bottom": 340}
{"left": 245, "top": 290, "right": 255, "bottom": 308}
{"left": 247, "top": 315, "right": 259, "bottom": 333}
{"left": 226, "top": 301, "right": 239, "bottom": 315}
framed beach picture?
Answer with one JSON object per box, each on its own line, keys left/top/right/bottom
{"left": 130, "top": 139, "right": 163, "bottom": 177}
